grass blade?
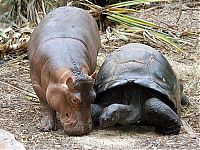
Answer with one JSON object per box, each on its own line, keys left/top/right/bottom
{"left": 107, "top": 7, "right": 138, "bottom": 13}
{"left": 108, "top": 12, "right": 159, "bottom": 28}
{"left": 108, "top": 0, "right": 168, "bottom": 8}
{"left": 152, "top": 31, "right": 182, "bottom": 51}
{"left": 107, "top": 13, "right": 182, "bottom": 51}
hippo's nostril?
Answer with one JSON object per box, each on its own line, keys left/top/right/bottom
{"left": 65, "top": 113, "right": 69, "bottom": 118}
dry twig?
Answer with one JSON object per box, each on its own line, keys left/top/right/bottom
{"left": 182, "top": 120, "right": 197, "bottom": 139}
{"left": 0, "top": 80, "right": 37, "bottom": 98}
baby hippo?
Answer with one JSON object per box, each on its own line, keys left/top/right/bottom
{"left": 28, "top": 6, "right": 101, "bottom": 135}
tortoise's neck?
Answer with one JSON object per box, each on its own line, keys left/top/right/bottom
{"left": 119, "top": 104, "right": 141, "bottom": 125}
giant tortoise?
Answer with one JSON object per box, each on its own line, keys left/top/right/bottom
{"left": 91, "top": 43, "right": 188, "bottom": 135}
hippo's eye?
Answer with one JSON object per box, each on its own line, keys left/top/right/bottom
{"left": 71, "top": 97, "right": 80, "bottom": 104}
{"left": 72, "top": 98, "right": 77, "bottom": 103}
{"left": 71, "top": 93, "right": 81, "bottom": 104}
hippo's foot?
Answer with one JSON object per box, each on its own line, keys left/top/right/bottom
{"left": 37, "top": 109, "right": 57, "bottom": 132}
{"left": 143, "top": 98, "right": 181, "bottom": 135}
{"left": 155, "top": 124, "right": 181, "bottom": 135}
{"left": 99, "top": 104, "right": 139, "bottom": 128}
{"left": 32, "top": 84, "right": 58, "bottom": 131}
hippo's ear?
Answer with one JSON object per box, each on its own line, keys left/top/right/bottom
{"left": 90, "top": 72, "right": 96, "bottom": 80}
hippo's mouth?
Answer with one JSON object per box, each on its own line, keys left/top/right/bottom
{"left": 63, "top": 121, "right": 92, "bottom": 136}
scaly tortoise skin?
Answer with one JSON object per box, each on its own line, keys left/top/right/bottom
{"left": 91, "top": 43, "right": 188, "bottom": 135}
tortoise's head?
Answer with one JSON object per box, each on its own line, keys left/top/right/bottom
{"left": 47, "top": 72, "right": 96, "bottom": 135}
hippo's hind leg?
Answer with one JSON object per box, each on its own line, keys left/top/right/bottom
{"left": 99, "top": 104, "right": 140, "bottom": 128}
{"left": 142, "top": 98, "right": 181, "bottom": 135}
{"left": 33, "top": 84, "right": 57, "bottom": 131}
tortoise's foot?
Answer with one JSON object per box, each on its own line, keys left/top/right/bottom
{"left": 143, "top": 98, "right": 181, "bottom": 135}
{"left": 156, "top": 124, "right": 181, "bottom": 135}
{"left": 180, "top": 83, "right": 189, "bottom": 105}
{"left": 37, "top": 109, "right": 57, "bottom": 132}
{"left": 181, "top": 93, "right": 189, "bottom": 105}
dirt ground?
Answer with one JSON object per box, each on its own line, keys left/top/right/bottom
{"left": 0, "top": 1, "right": 200, "bottom": 150}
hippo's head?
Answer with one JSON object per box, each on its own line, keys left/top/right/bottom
{"left": 46, "top": 72, "right": 96, "bottom": 135}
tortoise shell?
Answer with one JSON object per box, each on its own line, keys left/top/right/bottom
{"left": 95, "top": 43, "right": 181, "bottom": 114}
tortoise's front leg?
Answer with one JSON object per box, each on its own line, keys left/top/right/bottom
{"left": 99, "top": 104, "right": 141, "bottom": 128}
{"left": 91, "top": 104, "right": 104, "bottom": 125}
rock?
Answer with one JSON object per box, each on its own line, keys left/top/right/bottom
{"left": 0, "top": 129, "right": 26, "bottom": 150}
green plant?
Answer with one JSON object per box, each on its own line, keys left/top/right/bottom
{"left": 0, "top": 0, "right": 56, "bottom": 25}
{"left": 77, "top": 0, "right": 186, "bottom": 51}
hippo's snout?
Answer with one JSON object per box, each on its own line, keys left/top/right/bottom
{"left": 61, "top": 111, "right": 92, "bottom": 136}
{"left": 63, "top": 121, "right": 92, "bottom": 136}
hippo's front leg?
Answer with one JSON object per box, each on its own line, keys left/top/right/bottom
{"left": 33, "top": 84, "right": 57, "bottom": 131}
{"left": 99, "top": 104, "right": 141, "bottom": 128}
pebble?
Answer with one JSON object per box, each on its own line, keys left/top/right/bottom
{"left": 0, "top": 59, "right": 4, "bottom": 64}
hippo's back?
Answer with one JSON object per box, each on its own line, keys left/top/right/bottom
{"left": 28, "top": 6, "right": 100, "bottom": 71}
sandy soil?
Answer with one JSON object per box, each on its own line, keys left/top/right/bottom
{"left": 0, "top": 1, "right": 199, "bottom": 149}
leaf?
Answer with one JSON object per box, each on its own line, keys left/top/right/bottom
{"left": 152, "top": 31, "right": 182, "bottom": 51}
{"left": 107, "top": 12, "right": 159, "bottom": 28}
{"left": 3, "top": 12, "right": 9, "bottom": 17}
{"left": 107, "top": 13, "right": 158, "bottom": 32}
{"left": 112, "top": 28, "right": 129, "bottom": 41}
{"left": 107, "top": 7, "right": 138, "bottom": 13}
{"left": 108, "top": 0, "right": 168, "bottom": 8}
{"left": 107, "top": 13, "right": 183, "bottom": 51}
{"left": 0, "top": 31, "right": 8, "bottom": 38}
{"left": 126, "top": 28, "right": 144, "bottom": 33}
{"left": 24, "top": 95, "right": 33, "bottom": 101}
